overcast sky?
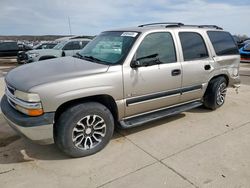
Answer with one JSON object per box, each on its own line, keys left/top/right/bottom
{"left": 0, "top": 0, "right": 250, "bottom": 36}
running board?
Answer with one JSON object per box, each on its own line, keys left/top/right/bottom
{"left": 119, "top": 101, "right": 203, "bottom": 129}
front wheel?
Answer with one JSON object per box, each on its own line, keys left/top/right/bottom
{"left": 54, "top": 102, "right": 114, "bottom": 157}
{"left": 203, "top": 77, "right": 227, "bottom": 110}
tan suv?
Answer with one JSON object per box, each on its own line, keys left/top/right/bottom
{"left": 1, "top": 23, "right": 240, "bottom": 157}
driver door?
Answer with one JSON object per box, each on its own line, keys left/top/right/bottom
{"left": 123, "top": 32, "right": 182, "bottom": 117}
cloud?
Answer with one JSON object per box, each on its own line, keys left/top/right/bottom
{"left": 0, "top": 0, "right": 249, "bottom": 36}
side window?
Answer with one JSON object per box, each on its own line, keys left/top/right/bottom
{"left": 63, "top": 41, "right": 81, "bottom": 50}
{"left": 136, "top": 32, "right": 176, "bottom": 64}
{"left": 207, "top": 31, "right": 239, "bottom": 56}
{"left": 72, "top": 41, "right": 82, "bottom": 50}
{"left": 80, "top": 41, "right": 89, "bottom": 49}
{"left": 4, "top": 42, "right": 18, "bottom": 51}
{"left": 0, "top": 43, "right": 4, "bottom": 50}
{"left": 179, "top": 32, "right": 208, "bottom": 61}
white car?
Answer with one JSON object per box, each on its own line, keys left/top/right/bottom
{"left": 25, "top": 38, "right": 91, "bottom": 63}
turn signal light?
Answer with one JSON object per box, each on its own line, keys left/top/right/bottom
{"left": 27, "top": 109, "right": 44, "bottom": 116}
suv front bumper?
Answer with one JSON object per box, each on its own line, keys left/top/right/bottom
{"left": 1, "top": 95, "right": 55, "bottom": 144}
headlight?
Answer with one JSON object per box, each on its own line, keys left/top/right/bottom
{"left": 14, "top": 90, "right": 41, "bottom": 102}
{"left": 13, "top": 90, "right": 43, "bottom": 116}
{"left": 28, "top": 53, "right": 39, "bottom": 58}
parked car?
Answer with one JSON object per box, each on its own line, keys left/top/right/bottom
{"left": 239, "top": 43, "right": 250, "bottom": 62}
{"left": 24, "top": 39, "right": 91, "bottom": 63}
{"left": 17, "top": 42, "right": 57, "bottom": 64}
{"left": 1, "top": 23, "right": 240, "bottom": 157}
{"left": 0, "top": 41, "right": 32, "bottom": 57}
{"left": 238, "top": 39, "right": 250, "bottom": 49}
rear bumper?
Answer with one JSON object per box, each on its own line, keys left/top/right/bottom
{"left": 229, "top": 76, "right": 241, "bottom": 88}
{"left": 1, "top": 95, "right": 54, "bottom": 144}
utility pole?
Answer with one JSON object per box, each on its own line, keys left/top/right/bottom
{"left": 68, "top": 16, "right": 72, "bottom": 35}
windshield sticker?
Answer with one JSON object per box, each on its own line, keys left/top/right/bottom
{"left": 121, "top": 32, "right": 138, "bottom": 37}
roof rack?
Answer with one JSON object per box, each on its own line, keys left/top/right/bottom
{"left": 138, "top": 23, "right": 223, "bottom": 30}
{"left": 198, "top": 25, "right": 223, "bottom": 30}
{"left": 138, "top": 22, "right": 184, "bottom": 28}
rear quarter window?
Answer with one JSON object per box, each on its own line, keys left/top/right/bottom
{"left": 207, "top": 31, "right": 239, "bottom": 56}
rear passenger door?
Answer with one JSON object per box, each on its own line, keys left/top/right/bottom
{"left": 178, "top": 32, "right": 213, "bottom": 102}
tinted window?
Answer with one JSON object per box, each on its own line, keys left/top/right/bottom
{"left": 136, "top": 32, "right": 176, "bottom": 64}
{"left": 0, "top": 42, "right": 18, "bottom": 51}
{"left": 207, "top": 31, "right": 239, "bottom": 55}
{"left": 179, "top": 32, "right": 208, "bottom": 61}
{"left": 47, "top": 44, "right": 56, "bottom": 49}
{"left": 63, "top": 41, "right": 82, "bottom": 50}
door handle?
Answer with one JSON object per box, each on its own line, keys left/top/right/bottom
{"left": 171, "top": 69, "right": 181, "bottom": 76}
{"left": 204, "top": 64, "right": 211, "bottom": 70}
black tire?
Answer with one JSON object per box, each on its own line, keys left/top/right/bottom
{"left": 203, "top": 77, "right": 227, "bottom": 110}
{"left": 54, "top": 102, "right": 114, "bottom": 157}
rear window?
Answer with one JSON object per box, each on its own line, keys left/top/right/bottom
{"left": 207, "top": 31, "right": 239, "bottom": 56}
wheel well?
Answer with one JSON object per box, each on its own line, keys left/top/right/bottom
{"left": 209, "top": 74, "right": 229, "bottom": 86}
{"left": 39, "top": 55, "right": 57, "bottom": 61}
{"left": 54, "top": 95, "right": 118, "bottom": 123}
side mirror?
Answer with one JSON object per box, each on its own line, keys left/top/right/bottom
{"left": 131, "top": 60, "right": 142, "bottom": 68}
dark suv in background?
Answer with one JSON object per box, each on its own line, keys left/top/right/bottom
{"left": 0, "top": 41, "right": 32, "bottom": 57}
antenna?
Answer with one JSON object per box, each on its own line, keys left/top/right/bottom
{"left": 68, "top": 16, "right": 72, "bottom": 35}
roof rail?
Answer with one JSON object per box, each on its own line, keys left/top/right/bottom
{"left": 138, "top": 23, "right": 223, "bottom": 30}
{"left": 138, "top": 22, "right": 184, "bottom": 28}
{"left": 198, "top": 25, "right": 223, "bottom": 30}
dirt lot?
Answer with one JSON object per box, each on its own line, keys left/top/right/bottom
{"left": 0, "top": 61, "right": 250, "bottom": 188}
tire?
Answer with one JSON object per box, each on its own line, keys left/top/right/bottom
{"left": 54, "top": 102, "right": 114, "bottom": 157}
{"left": 203, "top": 77, "right": 227, "bottom": 110}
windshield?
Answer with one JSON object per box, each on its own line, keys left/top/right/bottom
{"left": 78, "top": 31, "right": 139, "bottom": 65}
{"left": 53, "top": 40, "right": 68, "bottom": 50}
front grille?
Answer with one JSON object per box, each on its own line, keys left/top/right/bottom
{"left": 7, "top": 84, "right": 15, "bottom": 95}
{"left": 5, "top": 84, "right": 17, "bottom": 110}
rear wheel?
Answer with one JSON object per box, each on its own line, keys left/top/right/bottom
{"left": 203, "top": 77, "right": 227, "bottom": 110}
{"left": 54, "top": 102, "right": 114, "bottom": 157}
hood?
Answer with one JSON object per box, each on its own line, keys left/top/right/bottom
{"left": 6, "top": 56, "right": 109, "bottom": 91}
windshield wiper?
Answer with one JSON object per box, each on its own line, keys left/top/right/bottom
{"left": 83, "top": 55, "right": 102, "bottom": 62}
{"left": 83, "top": 55, "right": 110, "bottom": 64}
{"left": 73, "top": 52, "right": 83, "bottom": 59}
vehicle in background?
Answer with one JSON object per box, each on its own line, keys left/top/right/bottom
{"left": 0, "top": 41, "right": 32, "bottom": 57}
{"left": 238, "top": 39, "right": 250, "bottom": 49}
{"left": 239, "top": 43, "right": 250, "bottom": 62}
{"left": 17, "top": 42, "right": 57, "bottom": 64}
{"left": 233, "top": 35, "right": 243, "bottom": 49}
{"left": 25, "top": 38, "right": 91, "bottom": 63}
